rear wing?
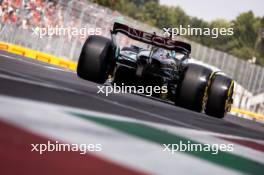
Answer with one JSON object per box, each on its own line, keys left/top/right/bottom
{"left": 112, "top": 22, "right": 191, "bottom": 55}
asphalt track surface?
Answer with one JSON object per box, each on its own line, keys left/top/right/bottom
{"left": 0, "top": 50, "right": 264, "bottom": 140}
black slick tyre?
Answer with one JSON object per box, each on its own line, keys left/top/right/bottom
{"left": 77, "top": 35, "right": 114, "bottom": 84}
{"left": 205, "top": 74, "right": 234, "bottom": 118}
{"left": 175, "top": 64, "right": 213, "bottom": 112}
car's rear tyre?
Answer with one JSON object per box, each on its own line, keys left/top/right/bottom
{"left": 77, "top": 35, "right": 114, "bottom": 84}
{"left": 175, "top": 64, "right": 213, "bottom": 112}
{"left": 205, "top": 74, "right": 234, "bottom": 118}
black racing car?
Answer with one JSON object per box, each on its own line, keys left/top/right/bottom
{"left": 77, "top": 22, "right": 234, "bottom": 118}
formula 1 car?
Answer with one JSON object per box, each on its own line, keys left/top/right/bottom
{"left": 77, "top": 22, "right": 234, "bottom": 118}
